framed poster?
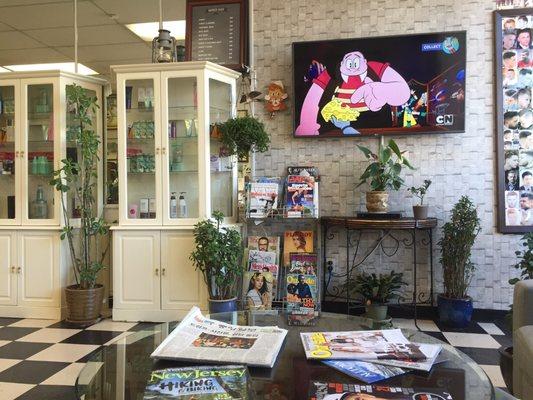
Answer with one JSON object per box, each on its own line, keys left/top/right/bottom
{"left": 185, "top": 0, "right": 247, "bottom": 70}
{"left": 292, "top": 31, "right": 466, "bottom": 137}
{"left": 496, "top": 8, "right": 533, "bottom": 233}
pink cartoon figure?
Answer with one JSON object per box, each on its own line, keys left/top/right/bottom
{"left": 295, "top": 51, "right": 411, "bottom": 135}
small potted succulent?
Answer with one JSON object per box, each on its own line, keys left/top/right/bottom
{"left": 190, "top": 211, "right": 243, "bottom": 314}
{"left": 349, "top": 271, "right": 407, "bottom": 321}
{"left": 408, "top": 179, "right": 432, "bottom": 219}
{"left": 357, "top": 139, "right": 413, "bottom": 213}
{"left": 437, "top": 196, "right": 481, "bottom": 328}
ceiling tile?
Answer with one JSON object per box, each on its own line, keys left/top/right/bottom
{"left": 92, "top": 0, "right": 186, "bottom": 23}
{"left": 0, "top": 31, "right": 45, "bottom": 50}
{"left": 0, "top": 0, "right": 70, "bottom": 6}
{"left": 55, "top": 43, "right": 151, "bottom": 62}
{"left": 0, "top": 21, "right": 14, "bottom": 32}
{"left": 0, "top": 47, "right": 67, "bottom": 65}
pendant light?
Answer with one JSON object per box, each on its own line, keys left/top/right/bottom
{"left": 152, "top": 0, "right": 177, "bottom": 63}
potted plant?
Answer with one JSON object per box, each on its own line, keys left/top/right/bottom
{"left": 499, "top": 232, "right": 533, "bottom": 392}
{"left": 50, "top": 84, "right": 108, "bottom": 326}
{"left": 357, "top": 139, "right": 413, "bottom": 213}
{"left": 437, "top": 196, "right": 481, "bottom": 328}
{"left": 408, "top": 179, "right": 432, "bottom": 219}
{"left": 190, "top": 211, "right": 243, "bottom": 314}
{"left": 349, "top": 271, "right": 407, "bottom": 321}
{"left": 216, "top": 116, "right": 270, "bottom": 159}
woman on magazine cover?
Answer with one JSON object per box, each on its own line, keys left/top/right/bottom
{"left": 246, "top": 272, "right": 271, "bottom": 309}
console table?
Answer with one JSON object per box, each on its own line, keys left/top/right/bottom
{"left": 321, "top": 216, "right": 438, "bottom": 329}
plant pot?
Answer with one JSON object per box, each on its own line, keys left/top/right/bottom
{"left": 437, "top": 294, "right": 473, "bottom": 328}
{"left": 208, "top": 297, "right": 238, "bottom": 314}
{"left": 65, "top": 284, "right": 104, "bottom": 326}
{"left": 366, "top": 191, "right": 389, "bottom": 213}
{"left": 499, "top": 346, "right": 513, "bottom": 393}
{"left": 365, "top": 304, "right": 388, "bottom": 321}
{"left": 413, "top": 205, "right": 429, "bottom": 220}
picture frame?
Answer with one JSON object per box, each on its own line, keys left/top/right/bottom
{"left": 495, "top": 8, "right": 533, "bottom": 233}
{"left": 185, "top": 0, "right": 248, "bottom": 71}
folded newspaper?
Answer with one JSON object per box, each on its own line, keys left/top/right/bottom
{"left": 150, "top": 307, "right": 287, "bottom": 368}
{"left": 300, "top": 329, "right": 441, "bottom": 362}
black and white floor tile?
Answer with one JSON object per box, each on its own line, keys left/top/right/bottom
{"left": 0, "top": 315, "right": 510, "bottom": 399}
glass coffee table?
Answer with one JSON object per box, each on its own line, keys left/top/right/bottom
{"left": 76, "top": 311, "right": 494, "bottom": 400}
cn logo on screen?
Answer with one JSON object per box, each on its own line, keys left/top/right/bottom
{"left": 436, "top": 114, "right": 454, "bottom": 125}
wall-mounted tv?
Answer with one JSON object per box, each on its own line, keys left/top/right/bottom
{"left": 292, "top": 31, "right": 466, "bottom": 137}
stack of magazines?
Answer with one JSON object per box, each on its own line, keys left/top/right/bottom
{"left": 150, "top": 307, "right": 287, "bottom": 368}
{"left": 309, "top": 381, "right": 454, "bottom": 399}
{"left": 300, "top": 329, "right": 443, "bottom": 382}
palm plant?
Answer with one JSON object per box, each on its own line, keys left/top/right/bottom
{"left": 349, "top": 271, "right": 407, "bottom": 304}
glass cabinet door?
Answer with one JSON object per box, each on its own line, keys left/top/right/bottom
{"left": 0, "top": 84, "right": 17, "bottom": 223}
{"left": 124, "top": 78, "right": 159, "bottom": 222}
{"left": 25, "top": 83, "right": 55, "bottom": 223}
{"left": 208, "top": 78, "right": 235, "bottom": 219}
{"left": 162, "top": 76, "right": 200, "bottom": 223}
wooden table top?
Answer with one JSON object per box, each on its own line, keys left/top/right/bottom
{"left": 321, "top": 216, "right": 438, "bottom": 229}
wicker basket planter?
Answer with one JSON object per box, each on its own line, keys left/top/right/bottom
{"left": 65, "top": 284, "right": 104, "bottom": 326}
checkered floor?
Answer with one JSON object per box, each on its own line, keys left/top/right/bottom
{"left": 0, "top": 315, "right": 510, "bottom": 400}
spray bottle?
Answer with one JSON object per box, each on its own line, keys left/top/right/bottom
{"left": 178, "top": 192, "right": 187, "bottom": 218}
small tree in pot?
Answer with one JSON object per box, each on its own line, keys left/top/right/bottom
{"left": 349, "top": 271, "right": 406, "bottom": 321}
{"left": 357, "top": 139, "right": 413, "bottom": 213}
{"left": 216, "top": 116, "right": 270, "bottom": 159}
{"left": 437, "top": 195, "right": 481, "bottom": 328}
{"left": 190, "top": 211, "right": 243, "bottom": 313}
{"left": 408, "top": 179, "right": 432, "bottom": 220}
{"left": 50, "top": 84, "right": 108, "bottom": 326}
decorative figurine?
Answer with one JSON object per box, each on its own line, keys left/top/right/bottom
{"left": 265, "top": 80, "right": 288, "bottom": 118}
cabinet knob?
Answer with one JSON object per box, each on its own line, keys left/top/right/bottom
{"left": 17, "top": 266, "right": 21, "bottom": 274}
{"left": 155, "top": 147, "right": 160, "bottom": 155}
{"left": 161, "top": 147, "right": 166, "bottom": 155}
{"left": 15, "top": 151, "right": 19, "bottom": 158}
{"left": 11, "top": 266, "right": 15, "bottom": 274}
{"left": 155, "top": 268, "right": 159, "bottom": 276}
{"left": 20, "top": 151, "right": 24, "bottom": 158}
{"left": 162, "top": 268, "right": 166, "bottom": 276}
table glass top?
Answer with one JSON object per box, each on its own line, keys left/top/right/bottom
{"left": 76, "top": 311, "right": 494, "bottom": 400}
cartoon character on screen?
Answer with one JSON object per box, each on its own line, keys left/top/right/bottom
{"left": 397, "top": 89, "right": 428, "bottom": 128}
{"left": 264, "top": 80, "right": 288, "bottom": 118}
{"left": 295, "top": 51, "right": 411, "bottom": 135}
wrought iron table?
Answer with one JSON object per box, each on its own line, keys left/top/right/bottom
{"left": 321, "top": 216, "right": 438, "bottom": 329}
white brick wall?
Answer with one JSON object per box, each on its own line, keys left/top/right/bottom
{"left": 251, "top": 0, "right": 523, "bottom": 310}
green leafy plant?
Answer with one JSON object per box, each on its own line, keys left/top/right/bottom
{"left": 190, "top": 211, "right": 243, "bottom": 300}
{"left": 357, "top": 139, "right": 414, "bottom": 191}
{"left": 510, "top": 233, "right": 533, "bottom": 285}
{"left": 438, "top": 196, "right": 481, "bottom": 299}
{"left": 348, "top": 271, "right": 407, "bottom": 305}
{"left": 408, "top": 179, "right": 432, "bottom": 205}
{"left": 217, "top": 116, "right": 270, "bottom": 159}
{"left": 50, "top": 84, "right": 108, "bottom": 289}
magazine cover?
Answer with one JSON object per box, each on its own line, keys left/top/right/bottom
{"left": 287, "top": 311, "right": 319, "bottom": 326}
{"left": 248, "top": 181, "right": 280, "bottom": 218}
{"left": 321, "top": 360, "right": 406, "bottom": 384}
{"left": 309, "top": 382, "right": 454, "bottom": 400}
{"left": 144, "top": 365, "right": 251, "bottom": 399}
{"left": 289, "top": 252, "right": 317, "bottom": 274}
{"left": 285, "top": 175, "right": 316, "bottom": 217}
{"left": 283, "top": 230, "right": 314, "bottom": 266}
{"left": 286, "top": 273, "right": 318, "bottom": 312}
{"left": 243, "top": 271, "right": 273, "bottom": 310}
{"left": 150, "top": 307, "right": 287, "bottom": 368}
{"left": 287, "top": 166, "right": 320, "bottom": 179}
{"left": 248, "top": 250, "right": 279, "bottom": 295}
{"left": 300, "top": 329, "right": 442, "bottom": 361}
{"left": 369, "top": 351, "right": 447, "bottom": 372}
{"left": 248, "top": 236, "right": 280, "bottom": 254}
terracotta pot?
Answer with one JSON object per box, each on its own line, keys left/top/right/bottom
{"left": 366, "top": 191, "right": 389, "bottom": 213}
{"left": 65, "top": 284, "right": 104, "bottom": 326}
{"left": 413, "top": 205, "right": 429, "bottom": 219}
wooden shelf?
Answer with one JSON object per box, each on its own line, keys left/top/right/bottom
{"left": 321, "top": 216, "right": 438, "bottom": 229}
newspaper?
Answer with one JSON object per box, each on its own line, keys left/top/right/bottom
{"left": 150, "top": 307, "right": 287, "bottom": 368}
{"left": 300, "top": 329, "right": 441, "bottom": 362}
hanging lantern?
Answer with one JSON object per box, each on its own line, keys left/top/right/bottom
{"left": 152, "top": 29, "right": 177, "bottom": 63}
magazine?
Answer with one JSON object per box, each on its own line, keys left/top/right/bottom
{"left": 247, "top": 236, "right": 280, "bottom": 255}
{"left": 248, "top": 179, "right": 280, "bottom": 218}
{"left": 285, "top": 175, "right": 316, "bottom": 217}
{"left": 287, "top": 311, "right": 319, "bottom": 326}
{"left": 243, "top": 270, "right": 273, "bottom": 310}
{"left": 283, "top": 230, "right": 314, "bottom": 267}
{"left": 321, "top": 360, "right": 406, "bottom": 383}
{"left": 286, "top": 273, "right": 318, "bottom": 312}
{"left": 309, "top": 381, "right": 454, "bottom": 400}
{"left": 289, "top": 252, "right": 317, "bottom": 275}
{"left": 247, "top": 250, "right": 279, "bottom": 295}
{"left": 144, "top": 365, "right": 252, "bottom": 399}
{"left": 300, "top": 329, "right": 442, "bottom": 361}
{"left": 369, "top": 351, "right": 447, "bottom": 372}
{"left": 287, "top": 166, "right": 320, "bottom": 179}
{"left": 150, "top": 307, "right": 287, "bottom": 368}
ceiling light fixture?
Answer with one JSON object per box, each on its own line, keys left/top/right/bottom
{"left": 3, "top": 63, "right": 98, "bottom": 75}
{"left": 151, "top": 0, "right": 178, "bottom": 63}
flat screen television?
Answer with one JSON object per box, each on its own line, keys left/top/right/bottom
{"left": 292, "top": 31, "right": 466, "bottom": 137}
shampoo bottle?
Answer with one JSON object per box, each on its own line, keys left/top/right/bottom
{"left": 178, "top": 192, "right": 187, "bottom": 218}
{"left": 170, "top": 192, "right": 178, "bottom": 218}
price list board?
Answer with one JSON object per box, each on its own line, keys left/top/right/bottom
{"left": 186, "top": 0, "right": 247, "bottom": 70}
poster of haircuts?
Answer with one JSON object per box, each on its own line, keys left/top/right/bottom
{"left": 497, "top": 8, "right": 533, "bottom": 232}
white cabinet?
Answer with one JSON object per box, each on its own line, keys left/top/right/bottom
{"left": 112, "top": 229, "right": 207, "bottom": 322}
{"left": 0, "top": 232, "right": 17, "bottom": 305}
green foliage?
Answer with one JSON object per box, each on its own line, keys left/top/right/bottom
{"left": 190, "top": 212, "right": 243, "bottom": 300}
{"left": 217, "top": 116, "right": 270, "bottom": 159}
{"left": 50, "top": 84, "right": 108, "bottom": 289}
{"left": 438, "top": 196, "right": 481, "bottom": 299}
{"left": 357, "top": 139, "right": 414, "bottom": 191}
{"left": 509, "top": 233, "right": 533, "bottom": 285}
{"left": 408, "top": 179, "right": 432, "bottom": 205}
{"left": 348, "top": 271, "right": 407, "bottom": 305}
